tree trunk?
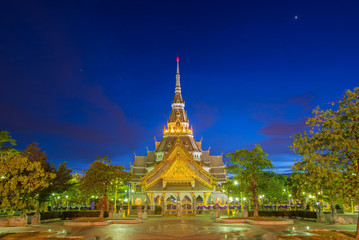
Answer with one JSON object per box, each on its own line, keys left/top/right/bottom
{"left": 330, "top": 203, "right": 338, "bottom": 224}
{"left": 252, "top": 178, "right": 258, "bottom": 217}
{"left": 356, "top": 211, "right": 359, "bottom": 239}
{"left": 38, "top": 201, "right": 42, "bottom": 214}
{"left": 99, "top": 196, "right": 107, "bottom": 218}
{"left": 99, "top": 182, "right": 108, "bottom": 218}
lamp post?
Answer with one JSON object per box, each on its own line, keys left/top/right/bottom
{"left": 127, "top": 189, "right": 131, "bottom": 216}
{"left": 234, "top": 181, "right": 244, "bottom": 212}
{"left": 66, "top": 195, "right": 69, "bottom": 211}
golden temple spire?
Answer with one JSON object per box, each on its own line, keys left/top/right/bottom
{"left": 175, "top": 55, "right": 181, "bottom": 93}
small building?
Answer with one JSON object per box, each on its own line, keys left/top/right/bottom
{"left": 130, "top": 56, "right": 228, "bottom": 215}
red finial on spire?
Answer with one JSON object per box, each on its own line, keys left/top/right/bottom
{"left": 176, "top": 55, "right": 180, "bottom": 62}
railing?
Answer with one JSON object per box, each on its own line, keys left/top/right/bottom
{"left": 196, "top": 203, "right": 303, "bottom": 210}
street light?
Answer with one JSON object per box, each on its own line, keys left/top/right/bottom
{"left": 233, "top": 181, "right": 243, "bottom": 212}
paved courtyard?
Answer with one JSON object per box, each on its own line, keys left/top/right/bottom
{"left": 0, "top": 216, "right": 357, "bottom": 240}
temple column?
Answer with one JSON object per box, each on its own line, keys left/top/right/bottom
{"left": 144, "top": 196, "right": 148, "bottom": 214}
{"left": 161, "top": 194, "right": 165, "bottom": 216}
{"left": 147, "top": 193, "right": 153, "bottom": 212}
{"left": 192, "top": 193, "right": 197, "bottom": 216}
{"left": 177, "top": 193, "right": 181, "bottom": 217}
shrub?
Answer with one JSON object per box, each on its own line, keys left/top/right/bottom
{"left": 40, "top": 211, "right": 109, "bottom": 220}
{"left": 154, "top": 206, "right": 162, "bottom": 215}
{"left": 247, "top": 210, "right": 316, "bottom": 219}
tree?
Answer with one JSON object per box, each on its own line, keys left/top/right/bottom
{"left": 0, "top": 152, "right": 55, "bottom": 215}
{"left": 226, "top": 144, "right": 275, "bottom": 217}
{"left": 0, "top": 131, "right": 17, "bottom": 154}
{"left": 260, "top": 173, "right": 289, "bottom": 205}
{"left": 288, "top": 172, "right": 309, "bottom": 209}
{"left": 292, "top": 87, "right": 359, "bottom": 238}
{"left": 60, "top": 174, "right": 88, "bottom": 208}
{"left": 79, "top": 156, "right": 131, "bottom": 218}
{"left": 23, "top": 142, "right": 73, "bottom": 211}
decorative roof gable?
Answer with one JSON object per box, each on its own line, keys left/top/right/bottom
{"left": 140, "top": 138, "right": 216, "bottom": 191}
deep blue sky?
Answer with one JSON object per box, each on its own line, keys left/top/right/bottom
{"left": 1, "top": 0, "right": 358, "bottom": 174}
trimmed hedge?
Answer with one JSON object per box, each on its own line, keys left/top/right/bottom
{"left": 248, "top": 210, "right": 317, "bottom": 219}
{"left": 41, "top": 211, "right": 109, "bottom": 220}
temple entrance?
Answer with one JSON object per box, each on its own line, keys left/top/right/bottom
{"left": 164, "top": 196, "right": 177, "bottom": 215}
{"left": 181, "top": 196, "right": 193, "bottom": 215}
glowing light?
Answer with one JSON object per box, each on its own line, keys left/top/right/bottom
{"left": 302, "top": 192, "right": 305, "bottom": 195}
{"left": 289, "top": 194, "right": 292, "bottom": 197}
{"left": 66, "top": 195, "right": 68, "bottom": 198}
{"left": 1, "top": 176, "right": 5, "bottom": 179}
{"left": 124, "top": 198, "right": 128, "bottom": 202}
{"left": 236, "top": 198, "right": 239, "bottom": 201}
{"left": 243, "top": 197, "right": 246, "bottom": 201}
{"left": 176, "top": 56, "right": 180, "bottom": 61}
{"left": 92, "top": 196, "right": 94, "bottom": 198}
{"left": 131, "top": 190, "right": 134, "bottom": 193}
{"left": 234, "top": 181, "right": 238, "bottom": 185}
{"left": 229, "top": 197, "right": 233, "bottom": 202}
{"left": 57, "top": 196, "right": 60, "bottom": 199}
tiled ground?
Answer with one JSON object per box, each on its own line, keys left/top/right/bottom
{"left": 0, "top": 215, "right": 357, "bottom": 240}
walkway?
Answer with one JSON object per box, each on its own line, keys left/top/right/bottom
{"left": 0, "top": 215, "right": 357, "bottom": 240}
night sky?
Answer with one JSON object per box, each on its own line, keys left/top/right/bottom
{"left": 1, "top": 0, "right": 358, "bottom": 174}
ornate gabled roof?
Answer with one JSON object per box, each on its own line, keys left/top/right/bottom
{"left": 140, "top": 138, "right": 216, "bottom": 191}
{"left": 156, "top": 135, "right": 200, "bottom": 153}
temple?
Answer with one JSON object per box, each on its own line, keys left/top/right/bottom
{"left": 130, "top": 56, "right": 228, "bottom": 216}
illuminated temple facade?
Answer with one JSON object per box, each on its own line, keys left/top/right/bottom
{"left": 130, "top": 57, "right": 228, "bottom": 215}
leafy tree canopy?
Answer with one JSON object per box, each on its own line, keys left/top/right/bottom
{"left": 291, "top": 87, "right": 359, "bottom": 238}
{"left": 22, "top": 142, "right": 73, "bottom": 210}
{"left": 226, "top": 144, "right": 274, "bottom": 216}
{"left": 0, "top": 131, "right": 17, "bottom": 154}
{"left": 0, "top": 152, "right": 55, "bottom": 215}
{"left": 80, "top": 155, "right": 131, "bottom": 217}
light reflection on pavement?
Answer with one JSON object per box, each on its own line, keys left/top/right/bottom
{"left": 0, "top": 216, "right": 356, "bottom": 240}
